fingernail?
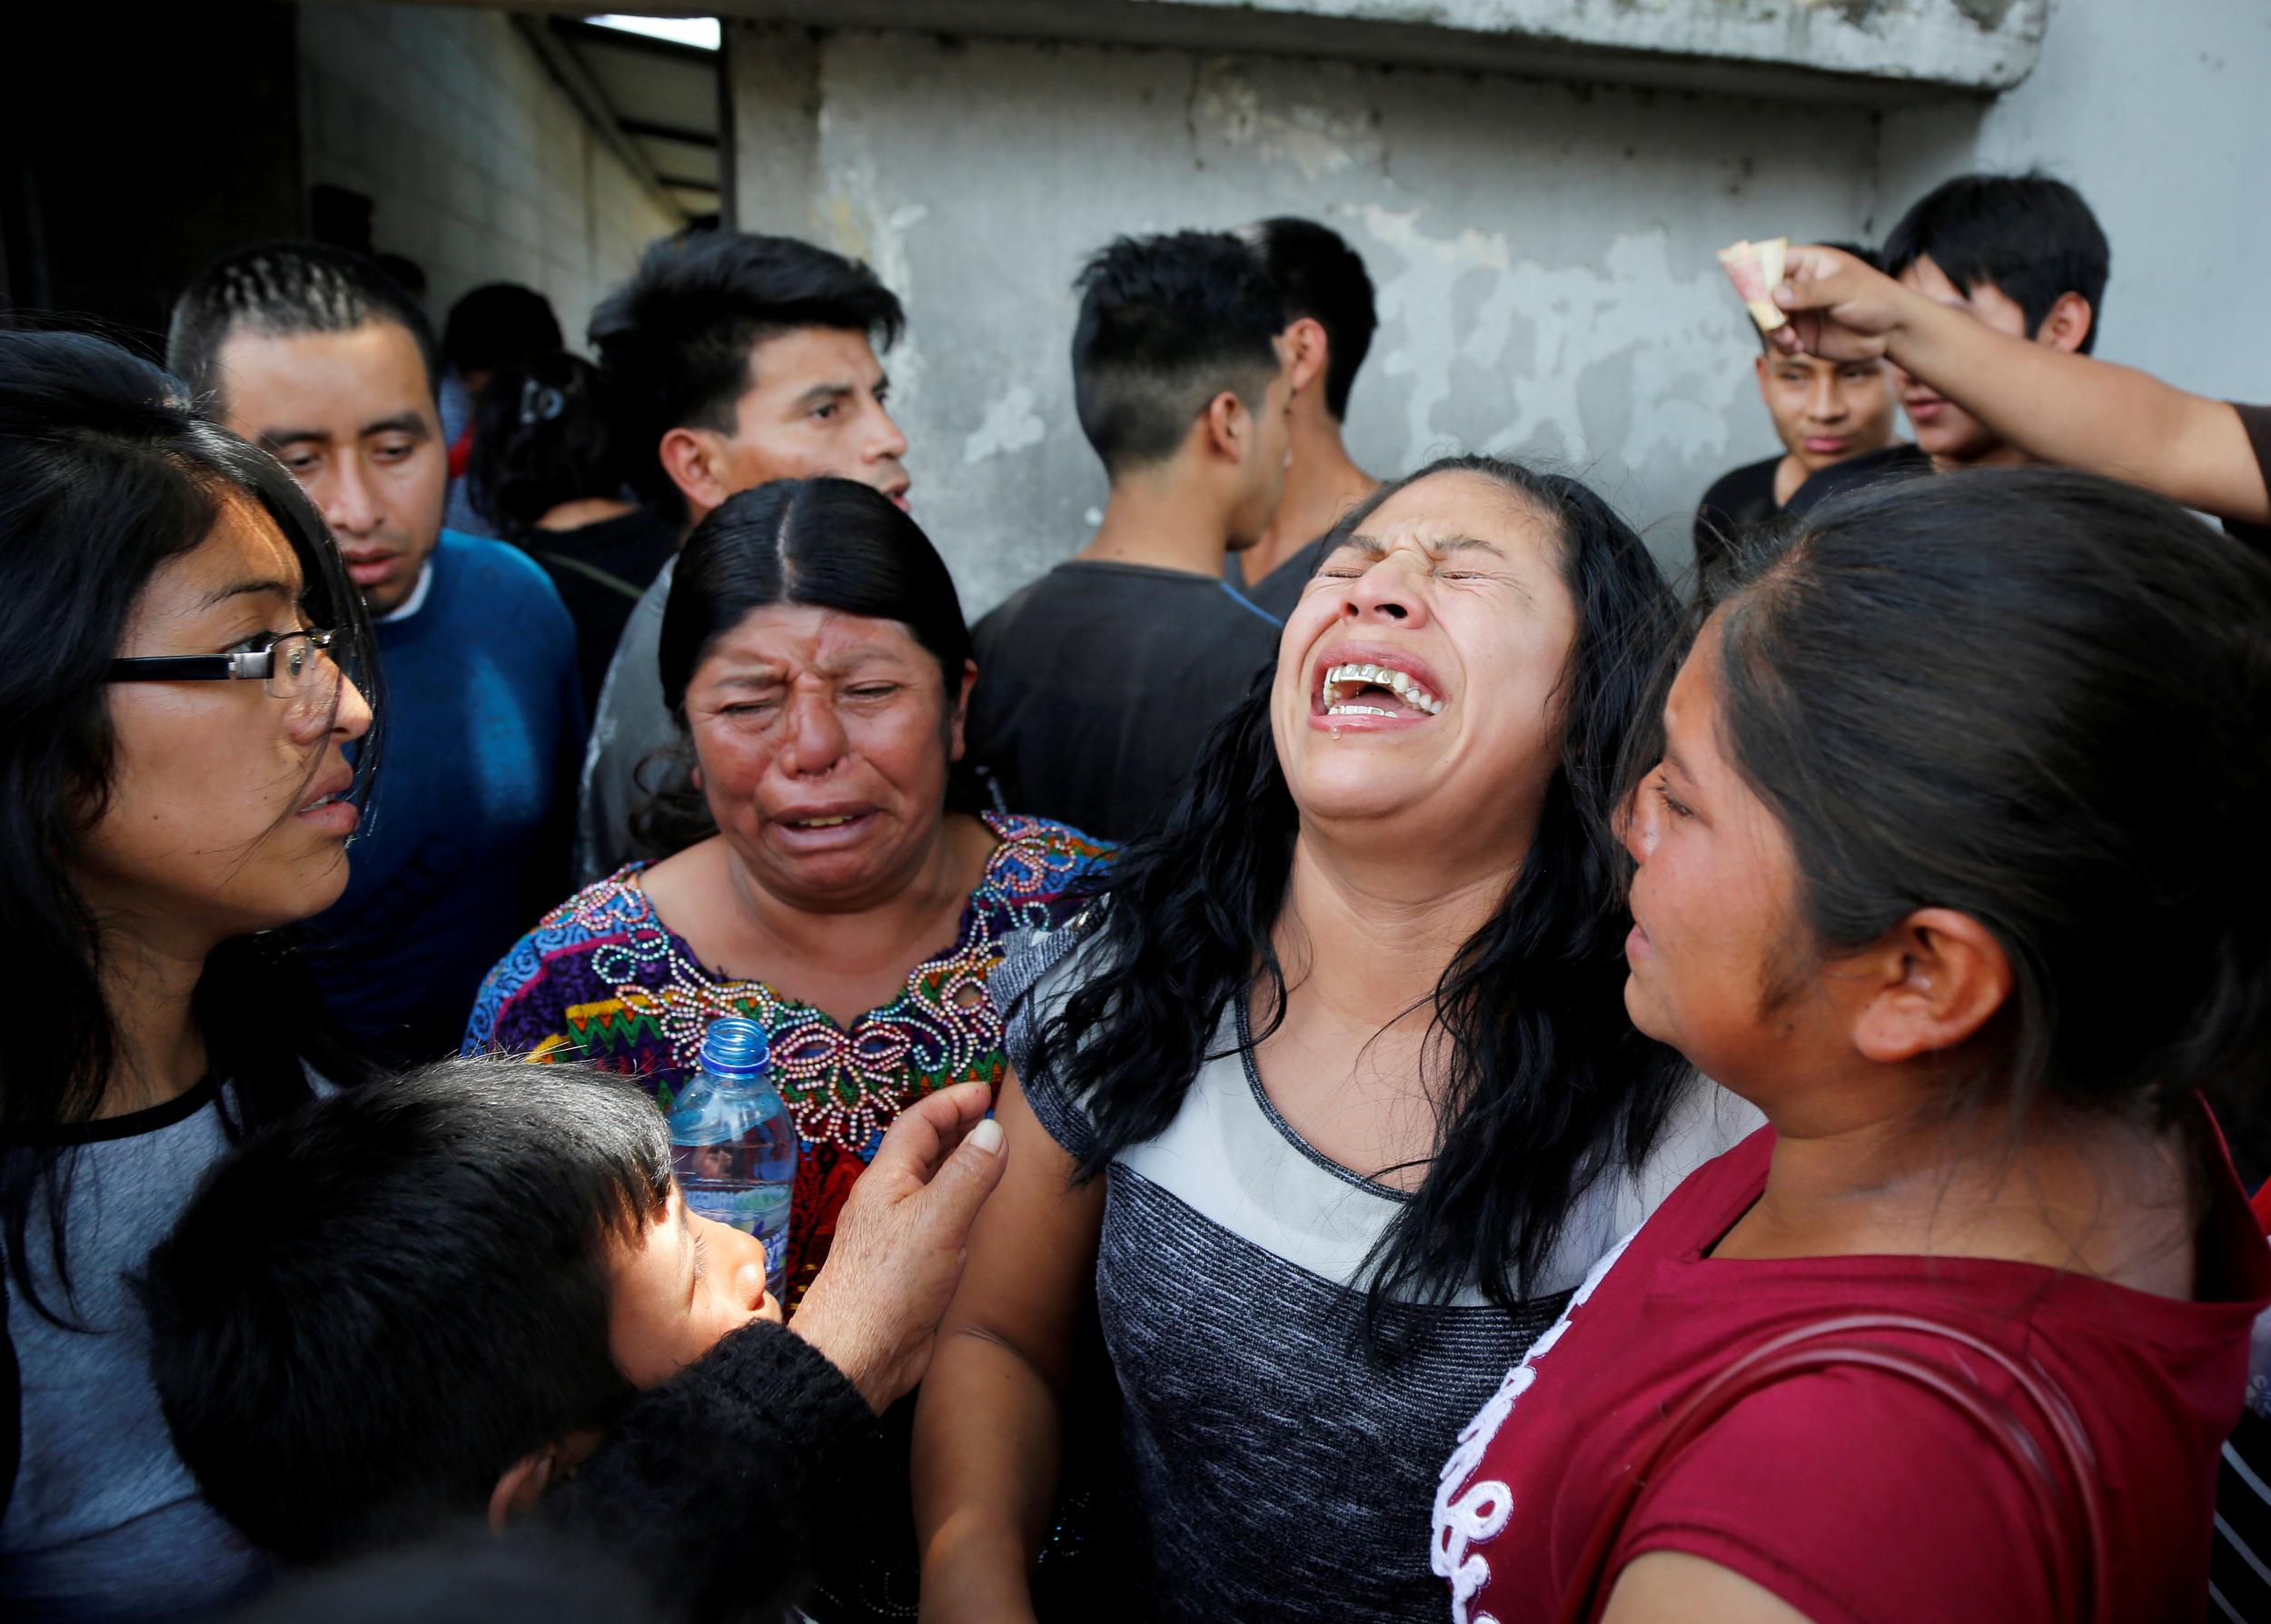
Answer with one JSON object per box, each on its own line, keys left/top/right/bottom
{"left": 968, "top": 1117, "right": 1005, "bottom": 1155}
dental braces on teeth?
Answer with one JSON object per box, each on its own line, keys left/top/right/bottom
{"left": 1320, "top": 661, "right": 1444, "bottom": 717}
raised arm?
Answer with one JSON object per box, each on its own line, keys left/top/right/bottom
{"left": 1772, "top": 244, "right": 2271, "bottom": 527}
{"left": 910, "top": 1068, "right": 1106, "bottom": 1624}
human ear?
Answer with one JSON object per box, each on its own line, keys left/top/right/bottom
{"left": 1850, "top": 907, "right": 2013, "bottom": 1065}
{"left": 659, "top": 427, "right": 733, "bottom": 515}
{"left": 1284, "top": 318, "right": 1330, "bottom": 395}
{"left": 947, "top": 658, "right": 977, "bottom": 762}
{"left": 1203, "top": 391, "right": 1248, "bottom": 463}
{"left": 2035, "top": 292, "right": 2095, "bottom": 355}
{"left": 487, "top": 1449, "right": 556, "bottom": 1533}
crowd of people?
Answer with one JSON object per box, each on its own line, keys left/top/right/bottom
{"left": 3, "top": 157, "right": 2270, "bottom": 1624}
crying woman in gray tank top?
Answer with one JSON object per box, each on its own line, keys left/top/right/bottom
{"left": 910, "top": 455, "right": 1759, "bottom": 1624}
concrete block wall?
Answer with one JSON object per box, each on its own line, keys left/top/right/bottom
{"left": 298, "top": 3, "right": 679, "bottom": 346}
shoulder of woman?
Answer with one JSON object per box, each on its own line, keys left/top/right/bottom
{"left": 463, "top": 868, "right": 659, "bottom": 1042}
{"left": 983, "top": 812, "right": 1118, "bottom": 887}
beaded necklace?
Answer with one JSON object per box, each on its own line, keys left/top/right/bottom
{"left": 560, "top": 812, "right": 1102, "bottom": 1155}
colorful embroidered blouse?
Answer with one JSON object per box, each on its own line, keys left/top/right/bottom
{"left": 465, "top": 812, "right": 1112, "bottom": 1302}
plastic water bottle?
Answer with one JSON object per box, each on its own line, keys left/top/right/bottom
{"left": 668, "top": 1017, "right": 796, "bottom": 1300}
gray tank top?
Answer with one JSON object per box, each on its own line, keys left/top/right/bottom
{"left": 997, "top": 925, "right": 1758, "bottom": 1621}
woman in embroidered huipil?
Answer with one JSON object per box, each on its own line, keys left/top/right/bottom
{"left": 467, "top": 479, "right": 1110, "bottom": 1312}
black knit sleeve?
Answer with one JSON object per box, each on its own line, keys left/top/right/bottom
{"left": 530, "top": 1321, "right": 878, "bottom": 1621}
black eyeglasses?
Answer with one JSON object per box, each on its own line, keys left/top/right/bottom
{"left": 109, "top": 629, "right": 345, "bottom": 718}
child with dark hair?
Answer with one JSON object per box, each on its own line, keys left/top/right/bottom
{"left": 1229, "top": 216, "right": 1383, "bottom": 617}
{"left": 1875, "top": 172, "right": 2110, "bottom": 473}
{"left": 1434, "top": 469, "right": 2271, "bottom": 1621}
{"left": 139, "top": 1055, "right": 1010, "bottom": 1608}
{"left": 967, "top": 230, "right": 1294, "bottom": 841}
{"left": 166, "top": 242, "right": 585, "bottom": 1067}
{"left": 575, "top": 229, "right": 913, "bottom": 882}
{"left": 467, "top": 352, "right": 678, "bottom": 708}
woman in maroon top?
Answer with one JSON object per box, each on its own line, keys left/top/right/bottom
{"left": 1433, "top": 470, "right": 2271, "bottom": 1624}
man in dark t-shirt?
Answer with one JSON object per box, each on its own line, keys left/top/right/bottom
{"left": 1228, "top": 218, "right": 1383, "bottom": 623}
{"left": 970, "top": 232, "right": 1293, "bottom": 842}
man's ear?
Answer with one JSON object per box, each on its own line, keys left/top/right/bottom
{"left": 2034, "top": 292, "right": 2095, "bottom": 355}
{"left": 947, "top": 658, "right": 977, "bottom": 763}
{"left": 1201, "top": 390, "right": 1250, "bottom": 464}
{"left": 659, "top": 426, "right": 734, "bottom": 516}
{"left": 1752, "top": 352, "right": 1773, "bottom": 399}
{"left": 1284, "top": 317, "right": 1330, "bottom": 397}
{"left": 1850, "top": 906, "right": 2013, "bottom": 1065}
{"left": 487, "top": 1449, "right": 556, "bottom": 1534}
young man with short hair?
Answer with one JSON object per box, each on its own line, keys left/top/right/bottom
{"left": 576, "top": 230, "right": 911, "bottom": 882}
{"left": 1692, "top": 243, "right": 1922, "bottom": 576}
{"left": 1230, "top": 216, "right": 1382, "bottom": 619}
{"left": 968, "top": 231, "right": 1293, "bottom": 842}
{"left": 166, "top": 244, "right": 584, "bottom": 1065}
{"left": 138, "top": 1057, "right": 1007, "bottom": 1613}
{"left": 1772, "top": 241, "right": 2271, "bottom": 546}
{"left": 1877, "top": 172, "right": 2110, "bottom": 474}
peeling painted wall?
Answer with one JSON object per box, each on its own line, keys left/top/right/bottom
{"left": 1874, "top": 0, "right": 2271, "bottom": 408}
{"left": 794, "top": 34, "right": 1879, "bottom": 610}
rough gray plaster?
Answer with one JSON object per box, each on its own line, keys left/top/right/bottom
{"left": 683, "top": 0, "right": 2048, "bottom": 96}
{"left": 785, "top": 32, "right": 1877, "bottom": 612}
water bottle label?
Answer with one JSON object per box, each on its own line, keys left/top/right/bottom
{"left": 681, "top": 1179, "right": 792, "bottom": 1241}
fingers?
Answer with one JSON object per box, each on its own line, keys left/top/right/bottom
{"left": 907, "top": 1112, "right": 1009, "bottom": 1237}
{"left": 868, "top": 1083, "right": 996, "bottom": 1184}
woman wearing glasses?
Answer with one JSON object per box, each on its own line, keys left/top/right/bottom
{"left": 0, "top": 331, "right": 379, "bottom": 1620}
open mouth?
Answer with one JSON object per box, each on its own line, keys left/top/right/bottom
{"left": 776, "top": 807, "right": 878, "bottom": 837}
{"left": 1316, "top": 659, "right": 1445, "bottom": 718}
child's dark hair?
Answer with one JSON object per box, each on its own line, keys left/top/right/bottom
{"left": 1882, "top": 172, "right": 2110, "bottom": 354}
{"left": 1675, "top": 470, "right": 2271, "bottom": 1147}
{"left": 1070, "top": 230, "right": 1287, "bottom": 477}
{"left": 466, "top": 352, "right": 633, "bottom": 539}
{"left": 138, "top": 1057, "right": 673, "bottom": 1563}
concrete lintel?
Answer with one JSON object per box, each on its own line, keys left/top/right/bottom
{"left": 614, "top": 0, "right": 2047, "bottom": 104}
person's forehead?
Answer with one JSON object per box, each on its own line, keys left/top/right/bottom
{"left": 743, "top": 326, "right": 882, "bottom": 396}
{"left": 702, "top": 603, "right": 924, "bottom": 670}
{"left": 135, "top": 494, "right": 304, "bottom": 623}
{"left": 217, "top": 321, "right": 434, "bottom": 436}
{"left": 1354, "top": 471, "right": 1546, "bottom": 552}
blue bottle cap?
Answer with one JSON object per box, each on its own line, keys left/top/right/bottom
{"left": 698, "top": 1016, "right": 769, "bottom": 1081}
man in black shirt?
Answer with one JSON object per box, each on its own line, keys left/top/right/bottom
{"left": 969, "top": 231, "right": 1293, "bottom": 841}
{"left": 1229, "top": 217, "right": 1382, "bottom": 621}
{"left": 1693, "top": 243, "right": 1919, "bottom": 577}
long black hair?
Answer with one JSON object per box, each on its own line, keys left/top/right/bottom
{"left": 1025, "top": 454, "right": 1691, "bottom": 1341}
{"left": 464, "top": 351, "right": 633, "bottom": 540}
{"left": 1681, "top": 469, "right": 2271, "bottom": 1158}
{"left": 633, "top": 477, "right": 979, "bottom": 856}
{"left": 0, "top": 329, "right": 385, "bottom": 1324}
